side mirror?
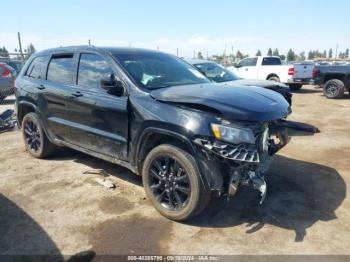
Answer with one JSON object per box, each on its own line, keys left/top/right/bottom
{"left": 233, "top": 62, "right": 239, "bottom": 68}
{"left": 100, "top": 74, "right": 124, "bottom": 96}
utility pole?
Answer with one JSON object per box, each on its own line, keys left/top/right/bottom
{"left": 176, "top": 48, "right": 179, "bottom": 57}
{"left": 335, "top": 42, "right": 339, "bottom": 59}
{"left": 88, "top": 39, "right": 91, "bottom": 46}
{"left": 17, "top": 32, "right": 25, "bottom": 61}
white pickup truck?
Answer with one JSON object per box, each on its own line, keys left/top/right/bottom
{"left": 227, "top": 56, "right": 314, "bottom": 91}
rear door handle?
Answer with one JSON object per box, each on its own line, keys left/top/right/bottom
{"left": 36, "top": 85, "right": 45, "bottom": 90}
{"left": 69, "top": 92, "right": 83, "bottom": 98}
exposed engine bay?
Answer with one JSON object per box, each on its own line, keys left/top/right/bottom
{"left": 194, "top": 121, "right": 290, "bottom": 204}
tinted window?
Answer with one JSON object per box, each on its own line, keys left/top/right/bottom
{"left": 78, "top": 53, "right": 113, "bottom": 89}
{"left": 239, "top": 58, "right": 257, "bottom": 67}
{"left": 47, "top": 55, "right": 74, "bottom": 85}
{"left": 262, "top": 57, "right": 282, "bottom": 66}
{"left": 194, "top": 62, "right": 240, "bottom": 82}
{"left": 25, "top": 56, "right": 49, "bottom": 79}
{"left": 113, "top": 52, "right": 209, "bottom": 90}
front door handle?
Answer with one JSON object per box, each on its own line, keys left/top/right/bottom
{"left": 69, "top": 92, "right": 83, "bottom": 98}
{"left": 36, "top": 85, "right": 45, "bottom": 90}
{"left": 245, "top": 68, "right": 248, "bottom": 71}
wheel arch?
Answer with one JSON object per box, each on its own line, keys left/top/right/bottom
{"left": 134, "top": 127, "right": 222, "bottom": 192}
{"left": 17, "top": 101, "right": 37, "bottom": 128}
{"left": 266, "top": 73, "right": 280, "bottom": 80}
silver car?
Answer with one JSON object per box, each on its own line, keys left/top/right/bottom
{"left": 0, "top": 63, "right": 16, "bottom": 100}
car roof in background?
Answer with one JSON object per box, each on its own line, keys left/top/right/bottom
{"left": 34, "top": 45, "right": 167, "bottom": 56}
{"left": 185, "top": 58, "right": 213, "bottom": 65}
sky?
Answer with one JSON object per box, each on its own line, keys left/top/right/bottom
{"left": 1, "top": 0, "right": 349, "bottom": 58}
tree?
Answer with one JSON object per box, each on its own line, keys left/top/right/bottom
{"left": 197, "top": 51, "right": 203, "bottom": 59}
{"left": 307, "top": 50, "right": 314, "bottom": 60}
{"left": 25, "top": 43, "right": 36, "bottom": 59}
{"left": 279, "top": 54, "right": 286, "bottom": 61}
{"left": 236, "top": 50, "right": 244, "bottom": 60}
{"left": 287, "top": 48, "right": 296, "bottom": 61}
{"left": 267, "top": 48, "right": 273, "bottom": 56}
{"left": 256, "top": 50, "right": 262, "bottom": 56}
{"left": 328, "top": 48, "right": 333, "bottom": 58}
{"left": 0, "top": 46, "right": 9, "bottom": 57}
{"left": 345, "top": 48, "right": 349, "bottom": 58}
{"left": 323, "top": 50, "right": 327, "bottom": 58}
{"left": 272, "top": 48, "right": 279, "bottom": 56}
{"left": 299, "top": 51, "right": 306, "bottom": 61}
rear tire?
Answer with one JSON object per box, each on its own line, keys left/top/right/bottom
{"left": 268, "top": 76, "right": 280, "bottom": 82}
{"left": 22, "top": 113, "right": 56, "bottom": 158}
{"left": 142, "top": 144, "right": 211, "bottom": 221}
{"left": 323, "top": 79, "right": 345, "bottom": 99}
{"left": 289, "top": 84, "right": 302, "bottom": 91}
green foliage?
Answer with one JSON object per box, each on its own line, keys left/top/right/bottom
{"left": 267, "top": 48, "right": 272, "bottom": 56}
{"left": 272, "top": 48, "right": 279, "bottom": 56}
{"left": 0, "top": 46, "right": 9, "bottom": 57}
{"left": 287, "top": 48, "right": 296, "bottom": 61}
{"left": 328, "top": 48, "right": 333, "bottom": 58}
{"left": 25, "top": 43, "right": 36, "bottom": 59}
{"left": 256, "top": 50, "right": 262, "bottom": 56}
{"left": 197, "top": 51, "right": 203, "bottom": 59}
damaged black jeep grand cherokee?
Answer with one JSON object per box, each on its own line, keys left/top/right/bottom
{"left": 16, "top": 46, "right": 291, "bottom": 221}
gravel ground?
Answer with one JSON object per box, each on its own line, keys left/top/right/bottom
{"left": 0, "top": 87, "right": 350, "bottom": 258}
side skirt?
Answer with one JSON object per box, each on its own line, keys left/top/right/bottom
{"left": 53, "top": 139, "right": 137, "bottom": 174}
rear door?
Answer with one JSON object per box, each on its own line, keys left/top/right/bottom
{"left": 43, "top": 53, "right": 77, "bottom": 140}
{"left": 63, "top": 52, "right": 129, "bottom": 160}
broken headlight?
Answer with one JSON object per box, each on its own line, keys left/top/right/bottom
{"left": 210, "top": 123, "right": 256, "bottom": 144}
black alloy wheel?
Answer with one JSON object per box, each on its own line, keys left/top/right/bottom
{"left": 24, "top": 120, "right": 41, "bottom": 152}
{"left": 149, "top": 155, "right": 190, "bottom": 211}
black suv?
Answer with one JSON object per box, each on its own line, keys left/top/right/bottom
{"left": 16, "top": 46, "right": 291, "bottom": 221}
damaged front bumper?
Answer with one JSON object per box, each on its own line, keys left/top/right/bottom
{"left": 194, "top": 123, "right": 290, "bottom": 204}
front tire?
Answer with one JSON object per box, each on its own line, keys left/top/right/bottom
{"left": 289, "top": 84, "right": 302, "bottom": 91}
{"left": 323, "top": 79, "right": 345, "bottom": 99}
{"left": 22, "top": 113, "right": 56, "bottom": 158}
{"left": 142, "top": 144, "right": 210, "bottom": 221}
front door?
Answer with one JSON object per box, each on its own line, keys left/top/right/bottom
{"left": 64, "top": 52, "right": 129, "bottom": 160}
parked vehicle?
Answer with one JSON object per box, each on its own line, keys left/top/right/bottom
{"left": 15, "top": 46, "right": 291, "bottom": 221}
{"left": 0, "top": 58, "right": 24, "bottom": 74}
{"left": 312, "top": 65, "right": 350, "bottom": 98}
{"left": 6, "top": 60, "right": 24, "bottom": 74}
{"left": 0, "top": 63, "right": 16, "bottom": 100}
{"left": 186, "top": 59, "right": 292, "bottom": 105}
{"left": 227, "top": 56, "right": 314, "bottom": 91}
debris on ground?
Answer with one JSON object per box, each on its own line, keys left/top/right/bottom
{"left": 0, "top": 109, "right": 17, "bottom": 133}
{"left": 93, "top": 177, "right": 116, "bottom": 189}
{"left": 83, "top": 169, "right": 110, "bottom": 177}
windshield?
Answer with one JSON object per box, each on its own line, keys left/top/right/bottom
{"left": 112, "top": 52, "right": 210, "bottom": 90}
{"left": 194, "top": 62, "right": 240, "bottom": 82}
{"left": 7, "top": 61, "right": 23, "bottom": 73}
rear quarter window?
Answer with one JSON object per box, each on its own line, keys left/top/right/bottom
{"left": 25, "top": 56, "right": 49, "bottom": 79}
{"left": 262, "top": 57, "right": 282, "bottom": 66}
{"left": 47, "top": 54, "right": 75, "bottom": 85}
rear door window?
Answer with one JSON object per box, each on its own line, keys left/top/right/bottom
{"left": 47, "top": 54, "right": 75, "bottom": 85}
{"left": 239, "top": 58, "right": 258, "bottom": 67}
{"left": 77, "top": 53, "right": 113, "bottom": 89}
{"left": 25, "top": 56, "right": 49, "bottom": 79}
{"left": 262, "top": 57, "right": 281, "bottom": 65}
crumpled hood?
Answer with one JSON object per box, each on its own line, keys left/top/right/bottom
{"left": 150, "top": 83, "right": 291, "bottom": 121}
{"left": 222, "top": 79, "right": 289, "bottom": 89}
